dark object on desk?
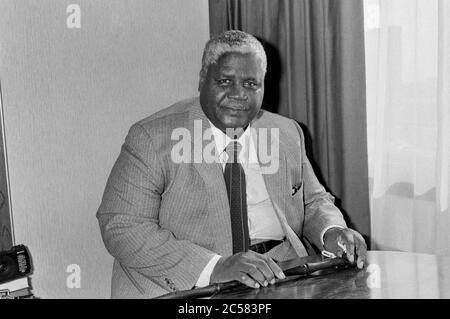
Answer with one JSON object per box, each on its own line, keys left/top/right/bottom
{"left": 155, "top": 255, "right": 351, "bottom": 299}
{"left": 0, "top": 277, "right": 34, "bottom": 299}
{"left": 215, "top": 251, "right": 450, "bottom": 299}
{"left": 0, "top": 244, "right": 33, "bottom": 284}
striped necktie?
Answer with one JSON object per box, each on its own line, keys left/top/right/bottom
{"left": 223, "top": 141, "right": 250, "bottom": 253}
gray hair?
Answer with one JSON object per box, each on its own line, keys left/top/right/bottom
{"left": 198, "top": 30, "right": 267, "bottom": 91}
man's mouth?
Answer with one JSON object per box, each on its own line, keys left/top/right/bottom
{"left": 221, "top": 104, "right": 247, "bottom": 111}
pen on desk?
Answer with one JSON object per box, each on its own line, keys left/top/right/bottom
{"left": 321, "top": 250, "right": 336, "bottom": 259}
{"left": 337, "top": 241, "right": 347, "bottom": 254}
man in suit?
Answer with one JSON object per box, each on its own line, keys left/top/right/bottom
{"left": 97, "top": 30, "right": 367, "bottom": 298}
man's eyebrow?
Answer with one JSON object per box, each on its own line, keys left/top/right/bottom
{"left": 215, "top": 71, "right": 260, "bottom": 81}
{"left": 217, "top": 70, "right": 235, "bottom": 76}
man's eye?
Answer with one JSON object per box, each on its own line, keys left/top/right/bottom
{"left": 244, "top": 81, "right": 258, "bottom": 88}
{"left": 217, "top": 79, "right": 231, "bottom": 85}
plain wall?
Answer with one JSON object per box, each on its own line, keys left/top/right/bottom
{"left": 0, "top": 0, "right": 209, "bottom": 298}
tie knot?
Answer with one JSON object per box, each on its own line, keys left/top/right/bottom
{"left": 224, "top": 141, "right": 242, "bottom": 163}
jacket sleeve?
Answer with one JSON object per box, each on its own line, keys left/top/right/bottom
{"left": 96, "top": 123, "right": 217, "bottom": 292}
{"left": 293, "top": 121, "right": 347, "bottom": 249}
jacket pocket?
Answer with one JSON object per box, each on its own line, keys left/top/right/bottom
{"left": 291, "top": 181, "right": 303, "bottom": 197}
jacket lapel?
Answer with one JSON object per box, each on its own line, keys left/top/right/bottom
{"left": 253, "top": 114, "right": 308, "bottom": 257}
{"left": 252, "top": 114, "right": 288, "bottom": 221}
{"left": 188, "top": 102, "right": 232, "bottom": 256}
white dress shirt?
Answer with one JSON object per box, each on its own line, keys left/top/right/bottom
{"left": 195, "top": 121, "right": 344, "bottom": 287}
{"left": 196, "top": 122, "right": 285, "bottom": 287}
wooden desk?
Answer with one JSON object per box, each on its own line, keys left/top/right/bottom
{"left": 213, "top": 251, "right": 450, "bottom": 299}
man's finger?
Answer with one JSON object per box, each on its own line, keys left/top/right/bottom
{"left": 351, "top": 230, "right": 368, "bottom": 250}
{"left": 248, "top": 251, "right": 285, "bottom": 281}
{"left": 335, "top": 234, "right": 345, "bottom": 258}
{"left": 264, "top": 256, "right": 285, "bottom": 281}
{"left": 242, "top": 263, "right": 267, "bottom": 287}
{"left": 238, "top": 272, "right": 260, "bottom": 289}
{"left": 353, "top": 233, "right": 367, "bottom": 269}
{"left": 247, "top": 259, "right": 274, "bottom": 287}
{"left": 356, "top": 254, "right": 365, "bottom": 269}
{"left": 341, "top": 231, "right": 355, "bottom": 263}
{"left": 355, "top": 239, "right": 366, "bottom": 269}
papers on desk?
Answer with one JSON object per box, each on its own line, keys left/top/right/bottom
{"left": 0, "top": 277, "right": 34, "bottom": 299}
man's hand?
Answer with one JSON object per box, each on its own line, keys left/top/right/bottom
{"left": 210, "top": 251, "right": 286, "bottom": 289}
{"left": 323, "top": 227, "right": 367, "bottom": 269}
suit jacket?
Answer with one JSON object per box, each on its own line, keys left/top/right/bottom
{"left": 97, "top": 97, "right": 347, "bottom": 298}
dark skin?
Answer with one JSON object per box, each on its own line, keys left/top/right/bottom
{"left": 199, "top": 52, "right": 367, "bottom": 289}
{"left": 199, "top": 52, "right": 264, "bottom": 138}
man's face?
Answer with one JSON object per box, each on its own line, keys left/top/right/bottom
{"left": 199, "top": 52, "right": 265, "bottom": 134}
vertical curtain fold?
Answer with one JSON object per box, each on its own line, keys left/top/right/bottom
{"left": 436, "top": 0, "right": 450, "bottom": 214}
{"left": 209, "top": 0, "right": 371, "bottom": 243}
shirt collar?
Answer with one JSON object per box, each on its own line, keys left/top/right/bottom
{"left": 208, "top": 120, "right": 251, "bottom": 165}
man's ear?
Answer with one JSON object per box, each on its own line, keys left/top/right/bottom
{"left": 198, "top": 77, "right": 205, "bottom": 92}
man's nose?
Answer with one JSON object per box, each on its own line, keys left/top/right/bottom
{"left": 228, "top": 83, "right": 248, "bottom": 101}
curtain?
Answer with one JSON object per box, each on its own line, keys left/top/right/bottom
{"left": 364, "top": 0, "right": 450, "bottom": 254}
{"left": 209, "top": 0, "right": 371, "bottom": 243}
